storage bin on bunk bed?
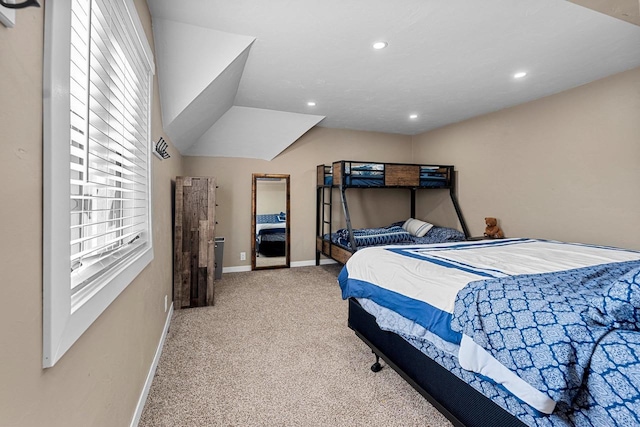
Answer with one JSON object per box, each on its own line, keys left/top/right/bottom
{"left": 317, "top": 161, "right": 452, "bottom": 188}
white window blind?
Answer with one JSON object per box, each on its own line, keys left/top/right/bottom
{"left": 43, "top": 0, "right": 154, "bottom": 367}
{"left": 69, "top": 0, "right": 150, "bottom": 300}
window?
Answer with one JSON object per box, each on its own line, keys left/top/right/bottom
{"left": 43, "top": 0, "right": 155, "bottom": 368}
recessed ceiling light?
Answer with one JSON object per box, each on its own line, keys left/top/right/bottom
{"left": 372, "top": 41, "right": 388, "bottom": 50}
{"left": 409, "top": 114, "right": 418, "bottom": 119}
{"left": 514, "top": 71, "right": 527, "bottom": 79}
{"left": 307, "top": 101, "right": 316, "bottom": 107}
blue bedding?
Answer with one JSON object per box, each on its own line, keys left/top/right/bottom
{"left": 419, "top": 167, "right": 447, "bottom": 187}
{"left": 335, "top": 225, "right": 411, "bottom": 248}
{"left": 323, "top": 175, "right": 384, "bottom": 186}
{"left": 452, "top": 261, "right": 640, "bottom": 410}
{"left": 329, "top": 225, "right": 465, "bottom": 250}
{"left": 399, "top": 311, "right": 640, "bottom": 427}
{"left": 256, "top": 213, "right": 285, "bottom": 224}
{"left": 419, "top": 178, "right": 446, "bottom": 188}
{"left": 346, "top": 175, "right": 383, "bottom": 186}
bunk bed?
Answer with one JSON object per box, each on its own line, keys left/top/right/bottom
{"left": 255, "top": 213, "right": 286, "bottom": 257}
{"left": 315, "top": 160, "right": 470, "bottom": 265}
{"left": 340, "top": 239, "right": 640, "bottom": 427}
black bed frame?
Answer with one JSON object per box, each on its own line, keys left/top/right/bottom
{"left": 348, "top": 298, "right": 527, "bottom": 427}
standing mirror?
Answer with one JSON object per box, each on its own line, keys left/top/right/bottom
{"left": 251, "top": 174, "right": 290, "bottom": 270}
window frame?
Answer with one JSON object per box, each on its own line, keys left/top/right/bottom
{"left": 43, "top": 0, "right": 155, "bottom": 368}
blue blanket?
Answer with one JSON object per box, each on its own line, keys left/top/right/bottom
{"left": 335, "top": 225, "right": 411, "bottom": 249}
{"left": 257, "top": 213, "right": 283, "bottom": 224}
{"left": 451, "top": 260, "right": 640, "bottom": 410}
{"left": 332, "top": 225, "right": 465, "bottom": 250}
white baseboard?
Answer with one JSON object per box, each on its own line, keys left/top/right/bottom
{"left": 222, "top": 265, "right": 252, "bottom": 273}
{"left": 222, "top": 258, "right": 337, "bottom": 274}
{"left": 130, "top": 302, "right": 174, "bottom": 427}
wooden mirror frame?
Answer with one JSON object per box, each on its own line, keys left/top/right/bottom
{"left": 251, "top": 174, "right": 290, "bottom": 270}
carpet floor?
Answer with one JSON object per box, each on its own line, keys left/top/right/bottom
{"left": 139, "top": 265, "right": 452, "bottom": 427}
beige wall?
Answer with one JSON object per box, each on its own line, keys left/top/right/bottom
{"left": 256, "top": 179, "right": 287, "bottom": 214}
{"left": 568, "top": 0, "right": 640, "bottom": 26}
{"left": 0, "top": 2, "right": 183, "bottom": 426}
{"left": 412, "top": 66, "right": 640, "bottom": 250}
{"left": 184, "top": 127, "right": 413, "bottom": 267}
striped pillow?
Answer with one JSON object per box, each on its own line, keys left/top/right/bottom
{"left": 402, "top": 218, "right": 434, "bottom": 237}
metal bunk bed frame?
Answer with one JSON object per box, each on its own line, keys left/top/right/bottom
{"left": 315, "top": 160, "right": 470, "bottom": 265}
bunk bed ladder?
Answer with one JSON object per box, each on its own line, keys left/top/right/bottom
{"left": 323, "top": 187, "right": 333, "bottom": 256}
{"left": 316, "top": 185, "right": 321, "bottom": 265}
{"left": 316, "top": 183, "right": 334, "bottom": 265}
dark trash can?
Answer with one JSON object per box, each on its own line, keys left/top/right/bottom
{"left": 214, "top": 237, "right": 224, "bottom": 280}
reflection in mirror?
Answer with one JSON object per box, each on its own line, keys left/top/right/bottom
{"left": 251, "top": 174, "right": 290, "bottom": 270}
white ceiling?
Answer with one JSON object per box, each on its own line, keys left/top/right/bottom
{"left": 148, "top": 0, "right": 640, "bottom": 159}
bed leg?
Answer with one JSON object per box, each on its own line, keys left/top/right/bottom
{"left": 371, "top": 352, "right": 383, "bottom": 372}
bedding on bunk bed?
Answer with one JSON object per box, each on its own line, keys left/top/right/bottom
{"left": 327, "top": 221, "right": 466, "bottom": 250}
{"left": 256, "top": 213, "right": 286, "bottom": 256}
{"left": 338, "top": 239, "right": 640, "bottom": 426}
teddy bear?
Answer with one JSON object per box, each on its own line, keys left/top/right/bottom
{"left": 484, "top": 217, "right": 505, "bottom": 239}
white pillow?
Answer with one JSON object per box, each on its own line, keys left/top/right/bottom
{"left": 402, "top": 218, "right": 434, "bottom": 237}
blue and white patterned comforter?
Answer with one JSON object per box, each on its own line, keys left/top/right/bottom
{"left": 371, "top": 296, "right": 640, "bottom": 427}
{"left": 331, "top": 225, "right": 465, "bottom": 250}
{"left": 335, "top": 225, "right": 412, "bottom": 248}
{"left": 339, "top": 239, "right": 640, "bottom": 424}
{"left": 453, "top": 260, "right": 640, "bottom": 414}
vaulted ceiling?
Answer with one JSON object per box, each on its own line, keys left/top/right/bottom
{"left": 148, "top": 0, "right": 640, "bottom": 160}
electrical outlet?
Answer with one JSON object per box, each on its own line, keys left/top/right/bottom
{"left": 240, "top": 252, "right": 246, "bottom": 261}
{"left": 164, "top": 295, "right": 168, "bottom": 312}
